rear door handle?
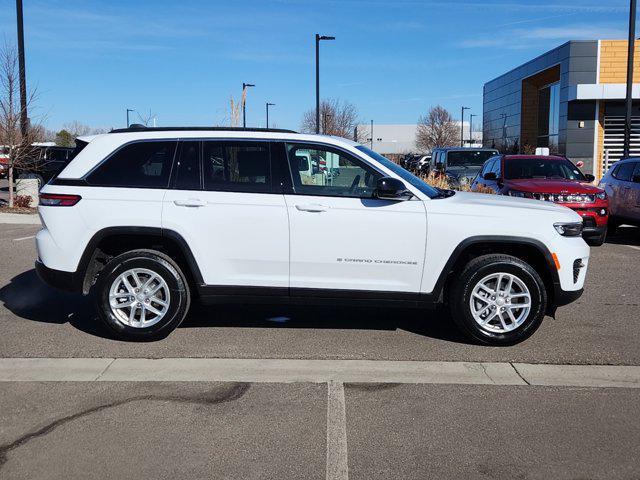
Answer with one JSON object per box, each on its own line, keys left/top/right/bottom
{"left": 174, "top": 198, "right": 207, "bottom": 207}
{"left": 295, "top": 203, "right": 329, "bottom": 213}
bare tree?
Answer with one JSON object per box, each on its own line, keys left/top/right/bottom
{"left": 301, "top": 98, "right": 359, "bottom": 138}
{"left": 0, "top": 42, "right": 43, "bottom": 208}
{"left": 63, "top": 120, "right": 92, "bottom": 137}
{"left": 415, "top": 105, "right": 459, "bottom": 152}
{"left": 135, "top": 109, "right": 156, "bottom": 127}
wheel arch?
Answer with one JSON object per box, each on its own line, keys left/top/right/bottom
{"left": 430, "top": 236, "right": 559, "bottom": 306}
{"left": 77, "top": 226, "right": 203, "bottom": 295}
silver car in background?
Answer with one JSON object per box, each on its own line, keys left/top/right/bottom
{"left": 599, "top": 157, "right": 640, "bottom": 232}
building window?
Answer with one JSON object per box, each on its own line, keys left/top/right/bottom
{"left": 537, "top": 82, "right": 560, "bottom": 152}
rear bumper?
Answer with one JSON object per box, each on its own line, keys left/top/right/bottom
{"left": 35, "top": 260, "right": 81, "bottom": 293}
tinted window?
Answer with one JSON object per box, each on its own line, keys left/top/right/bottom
{"left": 613, "top": 162, "right": 635, "bottom": 182}
{"left": 88, "top": 141, "right": 176, "bottom": 188}
{"left": 203, "top": 141, "right": 271, "bottom": 193}
{"left": 288, "top": 144, "right": 381, "bottom": 198}
{"left": 504, "top": 157, "right": 586, "bottom": 180}
{"left": 446, "top": 150, "right": 497, "bottom": 167}
{"left": 173, "top": 141, "right": 201, "bottom": 190}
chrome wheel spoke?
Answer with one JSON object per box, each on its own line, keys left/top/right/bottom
{"left": 109, "top": 268, "right": 170, "bottom": 329}
{"left": 469, "top": 272, "right": 532, "bottom": 334}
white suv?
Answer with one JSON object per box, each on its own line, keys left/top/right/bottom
{"left": 35, "top": 127, "right": 589, "bottom": 345}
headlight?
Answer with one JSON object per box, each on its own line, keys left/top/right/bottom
{"left": 596, "top": 191, "right": 607, "bottom": 200}
{"left": 508, "top": 190, "right": 531, "bottom": 198}
{"left": 554, "top": 222, "right": 583, "bottom": 237}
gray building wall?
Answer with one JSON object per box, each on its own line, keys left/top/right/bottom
{"left": 483, "top": 41, "right": 599, "bottom": 170}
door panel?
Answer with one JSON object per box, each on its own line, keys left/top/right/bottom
{"left": 162, "top": 140, "right": 289, "bottom": 288}
{"left": 282, "top": 142, "right": 427, "bottom": 293}
{"left": 285, "top": 195, "right": 426, "bottom": 292}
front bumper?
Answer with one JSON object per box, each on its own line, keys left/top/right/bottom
{"left": 553, "top": 285, "right": 584, "bottom": 306}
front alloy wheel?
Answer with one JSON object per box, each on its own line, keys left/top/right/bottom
{"left": 469, "top": 273, "right": 531, "bottom": 334}
{"left": 450, "top": 254, "right": 546, "bottom": 345}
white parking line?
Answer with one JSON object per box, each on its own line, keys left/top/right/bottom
{"left": 12, "top": 235, "right": 35, "bottom": 242}
{"left": 0, "top": 358, "right": 639, "bottom": 388}
{"left": 623, "top": 244, "right": 640, "bottom": 251}
{"left": 326, "top": 381, "right": 349, "bottom": 480}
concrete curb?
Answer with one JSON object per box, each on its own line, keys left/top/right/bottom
{"left": 0, "top": 212, "right": 40, "bottom": 224}
{"left": 1, "top": 358, "right": 639, "bottom": 388}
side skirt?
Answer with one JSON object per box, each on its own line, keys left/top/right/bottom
{"left": 196, "top": 285, "right": 438, "bottom": 309}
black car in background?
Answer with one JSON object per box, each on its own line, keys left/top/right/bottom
{"left": 430, "top": 147, "right": 499, "bottom": 186}
{"left": 16, "top": 145, "right": 75, "bottom": 187}
{"left": 400, "top": 154, "right": 431, "bottom": 174}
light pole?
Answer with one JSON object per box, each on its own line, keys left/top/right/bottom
{"left": 315, "top": 34, "right": 335, "bottom": 134}
{"left": 242, "top": 82, "right": 255, "bottom": 128}
{"left": 126, "top": 108, "right": 134, "bottom": 127}
{"left": 266, "top": 102, "right": 275, "bottom": 129}
{"left": 623, "top": 0, "right": 637, "bottom": 159}
{"left": 469, "top": 113, "right": 476, "bottom": 145}
{"left": 16, "top": 0, "right": 28, "bottom": 136}
{"left": 370, "top": 119, "right": 374, "bottom": 149}
{"left": 461, "top": 106, "right": 470, "bottom": 147}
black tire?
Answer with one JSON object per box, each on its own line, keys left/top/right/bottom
{"left": 94, "top": 249, "right": 191, "bottom": 341}
{"left": 607, "top": 218, "right": 619, "bottom": 236}
{"left": 449, "top": 254, "right": 547, "bottom": 346}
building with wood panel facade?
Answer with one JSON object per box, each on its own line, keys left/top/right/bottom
{"left": 483, "top": 40, "right": 640, "bottom": 180}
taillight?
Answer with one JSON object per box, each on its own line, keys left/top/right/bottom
{"left": 39, "top": 193, "right": 82, "bottom": 206}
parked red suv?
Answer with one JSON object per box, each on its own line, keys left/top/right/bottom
{"left": 472, "top": 155, "right": 609, "bottom": 245}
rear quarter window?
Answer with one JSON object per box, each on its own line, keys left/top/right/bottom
{"left": 87, "top": 140, "right": 177, "bottom": 188}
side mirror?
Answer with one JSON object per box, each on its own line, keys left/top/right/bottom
{"left": 483, "top": 172, "right": 497, "bottom": 180}
{"left": 632, "top": 174, "right": 640, "bottom": 183}
{"left": 584, "top": 173, "right": 595, "bottom": 182}
{"left": 576, "top": 161, "right": 585, "bottom": 168}
{"left": 375, "top": 177, "right": 412, "bottom": 201}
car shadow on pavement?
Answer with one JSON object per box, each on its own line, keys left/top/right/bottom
{"left": 181, "top": 302, "right": 467, "bottom": 344}
{"left": 0, "top": 269, "right": 468, "bottom": 344}
{"left": 0, "top": 269, "right": 114, "bottom": 339}
{"left": 605, "top": 225, "right": 640, "bottom": 246}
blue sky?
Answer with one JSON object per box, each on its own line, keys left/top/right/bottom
{"left": 0, "top": 0, "right": 633, "bottom": 132}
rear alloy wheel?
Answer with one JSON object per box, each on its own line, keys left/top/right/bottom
{"left": 450, "top": 254, "right": 546, "bottom": 345}
{"left": 108, "top": 268, "right": 171, "bottom": 329}
{"left": 95, "top": 249, "right": 190, "bottom": 340}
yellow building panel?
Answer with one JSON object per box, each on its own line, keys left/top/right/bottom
{"left": 599, "top": 40, "right": 640, "bottom": 83}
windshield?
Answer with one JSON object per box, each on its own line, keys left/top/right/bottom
{"left": 356, "top": 146, "right": 440, "bottom": 199}
{"left": 504, "top": 157, "right": 586, "bottom": 180}
{"left": 447, "top": 150, "right": 497, "bottom": 168}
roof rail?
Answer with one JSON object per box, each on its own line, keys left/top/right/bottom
{"left": 109, "top": 126, "right": 298, "bottom": 134}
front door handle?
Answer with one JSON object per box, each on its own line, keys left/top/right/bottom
{"left": 295, "top": 203, "right": 329, "bottom": 213}
{"left": 174, "top": 198, "right": 207, "bottom": 207}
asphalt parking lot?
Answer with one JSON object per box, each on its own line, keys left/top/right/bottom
{"left": 0, "top": 221, "right": 639, "bottom": 479}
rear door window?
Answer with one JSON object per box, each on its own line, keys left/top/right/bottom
{"left": 172, "top": 141, "right": 201, "bottom": 190}
{"left": 87, "top": 140, "right": 177, "bottom": 188}
{"left": 202, "top": 141, "right": 271, "bottom": 193}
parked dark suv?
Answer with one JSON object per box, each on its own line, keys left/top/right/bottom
{"left": 430, "top": 148, "right": 498, "bottom": 187}
{"left": 17, "top": 145, "right": 75, "bottom": 187}
{"left": 599, "top": 157, "right": 640, "bottom": 232}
